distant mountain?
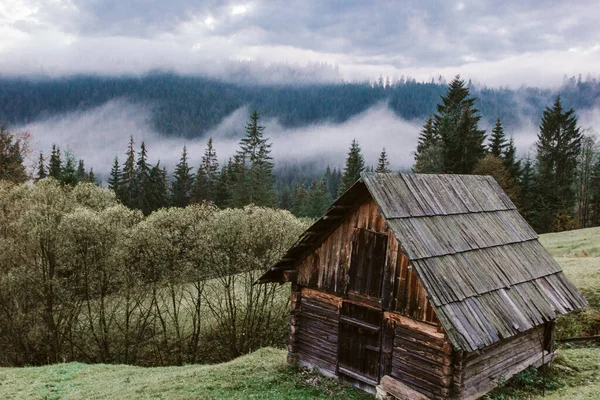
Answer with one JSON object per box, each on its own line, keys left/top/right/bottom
{"left": 1, "top": 73, "right": 599, "bottom": 137}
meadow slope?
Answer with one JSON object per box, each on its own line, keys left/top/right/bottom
{"left": 0, "top": 227, "right": 598, "bottom": 400}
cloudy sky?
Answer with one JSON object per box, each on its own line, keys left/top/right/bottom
{"left": 1, "top": 0, "right": 599, "bottom": 87}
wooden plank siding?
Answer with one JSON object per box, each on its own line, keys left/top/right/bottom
{"left": 296, "top": 198, "right": 439, "bottom": 325}
{"left": 293, "top": 288, "right": 342, "bottom": 377}
{"left": 385, "top": 312, "right": 453, "bottom": 399}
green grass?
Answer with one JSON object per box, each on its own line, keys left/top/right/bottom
{"left": 0, "top": 227, "right": 599, "bottom": 399}
{"left": 0, "top": 348, "right": 370, "bottom": 400}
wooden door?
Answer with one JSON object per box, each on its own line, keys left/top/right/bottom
{"left": 347, "top": 228, "right": 388, "bottom": 302}
{"left": 338, "top": 301, "right": 383, "bottom": 385}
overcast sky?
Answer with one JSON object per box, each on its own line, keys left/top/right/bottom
{"left": 1, "top": 0, "right": 599, "bottom": 87}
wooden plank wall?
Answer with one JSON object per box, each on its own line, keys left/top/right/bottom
{"left": 293, "top": 288, "right": 342, "bottom": 377}
{"left": 295, "top": 197, "right": 438, "bottom": 325}
{"left": 385, "top": 312, "right": 453, "bottom": 399}
{"left": 455, "top": 325, "right": 548, "bottom": 399}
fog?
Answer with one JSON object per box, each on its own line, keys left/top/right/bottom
{"left": 20, "top": 98, "right": 600, "bottom": 181}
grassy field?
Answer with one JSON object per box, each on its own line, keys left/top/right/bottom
{"left": 0, "top": 227, "right": 599, "bottom": 399}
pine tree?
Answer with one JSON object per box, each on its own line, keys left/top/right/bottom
{"left": 48, "top": 145, "right": 62, "bottom": 179}
{"left": 306, "top": 179, "right": 331, "bottom": 218}
{"left": 590, "top": 158, "right": 600, "bottom": 226}
{"left": 60, "top": 151, "right": 78, "bottom": 185}
{"left": 376, "top": 147, "right": 391, "bottom": 173}
{"left": 434, "top": 76, "right": 487, "bottom": 174}
{"left": 503, "top": 137, "right": 521, "bottom": 180}
{"left": 213, "top": 160, "right": 233, "bottom": 208}
{"left": 108, "top": 157, "right": 121, "bottom": 194}
{"left": 171, "top": 145, "right": 194, "bottom": 207}
{"left": 292, "top": 184, "right": 309, "bottom": 217}
{"left": 415, "top": 117, "right": 439, "bottom": 162}
{"left": 191, "top": 138, "right": 219, "bottom": 203}
{"left": 76, "top": 159, "right": 86, "bottom": 182}
{"left": 36, "top": 152, "right": 47, "bottom": 181}
{"left": 120, "top": 136, "right": 137, "bottom": 208}
{"left": 489, "top": 118, "right": 508, "bottom": 158}
{"left": 86, "top": 168, "right": 97, "bottom": 185}
{"left": 519, "top": 157, "right": 536, "bottom": 223}
{"left": 0, "top": 126, "right": 28, "bottom": 184}
{"left": 230, "top": 110, "right": 276, "bottom": 207}
{"left": 135, "top": 142, "right": 152, "bottom": 215}
{"left": 533, "top": 96, "right": 582, "bottom": 232}
{"left": 150, "top": 162, "right": 169, "bottom": 211}
{"left": 338, "top": 139, "right": 365, "bottom": 196}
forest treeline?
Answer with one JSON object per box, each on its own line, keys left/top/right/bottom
{"left": 2, "top": 72, "right": 600, "bottom": 137}
{"left": 0, "top": 179, "right": 308, "bottom": 366}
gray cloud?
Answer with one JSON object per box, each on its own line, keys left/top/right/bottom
{"left": 1, "top": 1, "right": 599, "bottom": 86}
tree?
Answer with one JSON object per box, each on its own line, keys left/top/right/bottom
{"left": 591, "top": 157, "right": 600, "bottom": 226}
{"left": 60, "top": 151, "right": 79, "bottom": 186}
{"left": 519, "top": 156, "right": 536, "bottom": 223}
{"left": 191, "top": 138, "right": 219, "bottom": 203}
{"left": 120, "top": 136, "right": 137, "bottom": 208}
{"left": 414, "top": 117, "right": 439, "bottom": 163}
{"left": 150, "top": 162, "right": 169, "bottom": 211}
{"left": 0, "top": 126, "right": 28, "bottom": 184}
{"left": 48, "top": 145, "right": 62, "bottom": 180}
{"left": 36, "top": 152, "right": 47, "bottom": 181}
{"left": 135, "top": 142, "right": 152, "bottom": 215}
{"left": 434, "top": 76, "right": 487, "bottom": 173}
{"left": 574, "top": 132, "right": 599, "bottom": 227}
{"left": 338, "top": 139, "right": 365, "bottom": 196}
{"left": 230, "top": 111, "right": 276, "bottom": 207}
{"left": 533, "top": 96, "right": 583, "bottom": 232}
{"left": 413, "top": 144, "right": 445, "bottom": 173}
{"left": 473, "top": 155, "right": 521, "bottom": 206}
{"left": 306, "top": 179, "right": 331, "bottom": 218}
{"left": 503, "top": 137, "right": 521, "bottom": 180}
{"left": 375, "top": 147, "right": 391, "bottom": 173}
{"left": 489, "top": 118, "right": 508, "bottom": 158}
{"left": 108, "top": 157, "right": 121, "bottom": 194}
{"left": 171, "top": 145, "right": 194, "bottom": 207}
{"left": 292, "top": 184, "right": 309, "bottom": 217}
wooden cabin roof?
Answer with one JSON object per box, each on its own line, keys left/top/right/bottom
{"left": 258, "top": 173, "right": 587, "bottom": 352}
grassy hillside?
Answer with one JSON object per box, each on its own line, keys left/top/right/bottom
{"left": 0, "top": 227, "right": 598, "bottom": 399}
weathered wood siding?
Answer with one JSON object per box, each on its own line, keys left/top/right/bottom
{"left": 292, "top": 288, "right": 341, "bottom": 377}
{"left": 454, "top": 325, "right": 551, "bottom": 399}
{"left": 296, "top": 197, "right": 438, "bottom": 324}
{"left": 386, "top": 312, "right": 453, "bottom": 399}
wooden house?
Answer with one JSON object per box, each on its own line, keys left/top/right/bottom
{"left": 258, "top": 173, "right": 587, "bottom": 400}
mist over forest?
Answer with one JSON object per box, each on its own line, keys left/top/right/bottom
{"left": 2, "top": 73, "right": 600, "bottom": 178}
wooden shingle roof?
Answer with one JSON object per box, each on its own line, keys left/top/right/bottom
{"left": 363, "top": 173, "right": 586, "bottom": 352}
{"left": 259, "top": 173, "right": 587, "bottom": 352}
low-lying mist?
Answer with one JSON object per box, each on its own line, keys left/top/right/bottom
{"left": 19, "top": 98, "right": 600, "bottom": 181}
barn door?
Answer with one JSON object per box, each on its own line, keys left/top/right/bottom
{"left": 338, "top": 301, "right": 383, "bottom": 385}
{"left": 347, "top": 228, "right": 388, "bottom": 302}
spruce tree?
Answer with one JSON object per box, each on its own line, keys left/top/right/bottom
{"left": 60, "top": 151, "right": 78, "bottom": 185}
{"left": 150, "top": 162, "right": 169, "bottom": 211}
{"left": 86, "top": 168, "right": 97, "bottom": 185}
{"left": 519, "top": 157, "right": 536, "bottom": 224}
{"left": 36, "top": 152, "right": 47, "bottom": 181}
{"left": 415, "top": 117, "right": 439, "bottom": 162}
{"left": 191, "top": 138, "right": 219, "bottom": 203}
{"left": 533, "top": 96, "right": 582, "bottom": 232}
{"left": 489, "top": 118, "right": 508, "bottom": 158}
{"left": 376, "top": 147, "right": 391, "bottom": 173}
{"left": 434, "top": 76, "right": 487, "bottom": 174}
{"left": 135, "top": 142, "right": 152, "bottom": 215}
{"left": 230, "top": 110, "right": 276, "bottom": 207}
{"left": 108, "top": 157, "right": 121, "bottom": 194}
{"left": 292, "top": 184, "right": 309, "bottom": 217}
{"left": 171, "top": 145, "right": 194, "bottom": 207}
{"left": 0, "top": 126, "right": 27, "bottom": 183}
{"left": 503, "top": 137, "right": 521, "bottom": 180}
{"left": 338, "top": 139, "right": 365, "bottom": 196}
{"left": 48, "top": 145, "right": 62, "bottom": 179}
{"left": 590, "top": 158, "right": 600, "bottom": 226}
{"left": 120, "top": 136, "right": 137, "bottom": 208}
{"left": 76, "top": 159, "right": 86, "bottom": 182}
{"left": 306, "top": 179, "right": 331, "bottom": 218}
{"left": 213, "top": 160, "right": 233, "bottom": 208}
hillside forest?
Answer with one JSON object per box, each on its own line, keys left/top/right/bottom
{"left": 1, "top": 76, "right": 600, "bottom": 368}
